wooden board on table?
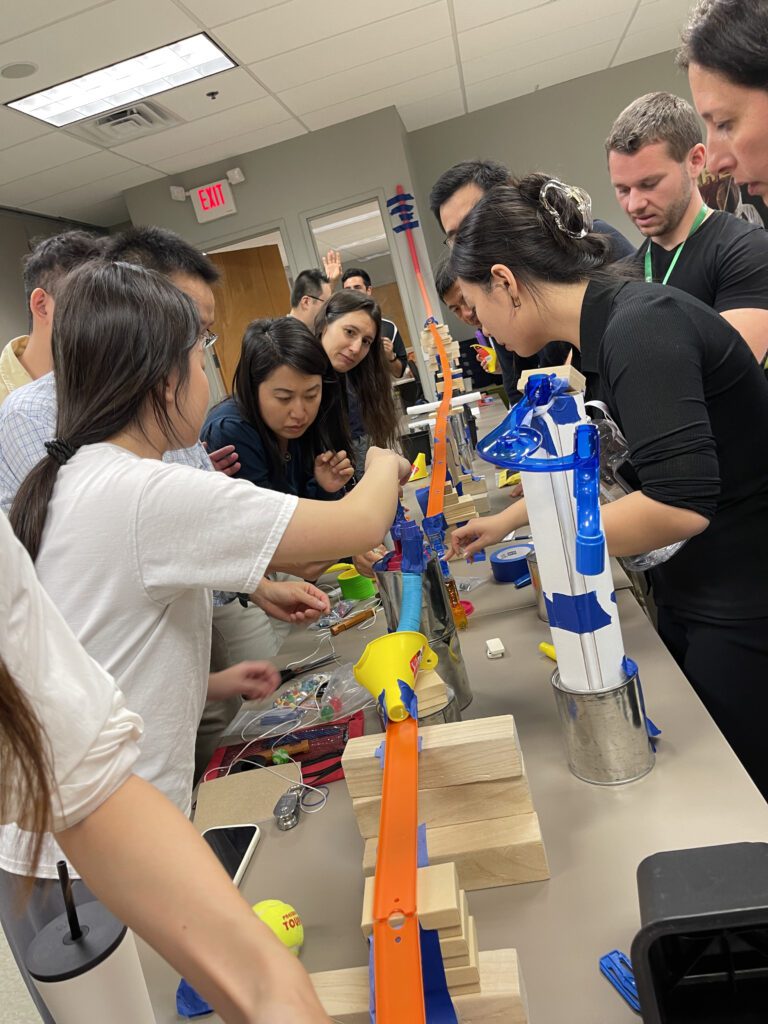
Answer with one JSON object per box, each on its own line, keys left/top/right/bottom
{"left": 352, "top": 776, "right": 533, "bottom": 839}
{"left": 363, "top": 813, "right": 549, "bottom": 891}
{"left": 310, "top": 947, "right": 528, "bottom": 1023}
{"left": 342, "top": 716, "right": 523, "bottom": 800}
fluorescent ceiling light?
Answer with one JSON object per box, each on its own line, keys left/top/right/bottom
{"left": 7, "top": 34, "right": 234, "bottom": 127}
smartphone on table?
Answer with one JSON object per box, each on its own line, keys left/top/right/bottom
{"left": 201, "top": 823, "right": 261, "bottom": 887}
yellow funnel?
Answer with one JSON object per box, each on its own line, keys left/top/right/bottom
{"left": 408, "top": 452, "right": 429, "bottom": 482}
{"left": 353, "top": 631, "right": 438, "bottom": 722}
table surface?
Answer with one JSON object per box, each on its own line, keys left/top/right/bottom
{"left": 139, "top": 400, "right": 768, "bottom": 1023}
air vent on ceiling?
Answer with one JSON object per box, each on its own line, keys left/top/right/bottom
{"left": 65, "top": 100, "right": 182, "bottom": 146}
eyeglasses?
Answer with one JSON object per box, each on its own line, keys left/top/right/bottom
{"left": 201, "top": 329, "right": 218, "bottom": 349}
{"left": 307, "top": 295, "right": 325, "bottom": 304}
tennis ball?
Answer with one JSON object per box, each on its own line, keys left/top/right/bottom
{"left": 252, "top": 899, "right": 304, "bottom": 956}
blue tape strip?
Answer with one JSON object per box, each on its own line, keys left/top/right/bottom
{"left": 394, "top": 221, "right": 420, "bottom": 232}
{"left": 545, "top": 591, "right": 612, "bottom": 633}
{"left": 417, "top": 823, "right": 429, "bottom": 868}
{"left": 548, "top": 394, "right": 581, "bottom": 425}
{"left": 420, "top": 926, "right": 459, "bottom": 1024}
{"left": 368, "top": 936, "right": 376, "bottom": 1023}
{"left": 386, "top": 192, "right": 414, "bottom": 206}
{"left": 622, "top": 655, "right": 661, "bottom": 750}
{"left": 176, "top": 979, "right": 213, "bottom": 1018}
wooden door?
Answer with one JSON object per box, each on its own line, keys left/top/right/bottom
{"left": 373, "top": 281, "right": 414, "bottom": 353}
{"left": 208, "top": 244, "right": 291, "bottom": 391}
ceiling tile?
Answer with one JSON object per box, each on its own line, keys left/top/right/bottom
{"left": 158, "top": 67, "right": 266, "bottom": 121}
{"left": 25, "top": 164, "right": 163, "bottom": 214}
{"left": 0, "top": 0, "right": 198, "bottom": 104}
{"left": 302, "top": 66, "right": 460, "bottom": 132}
{"left": 249, "top": 2, "right": 450, "bottom": 94}
{"left": 111, "top": 95, "right": 290, "bottom": 163}
{"left": 0, "top": 150, "right": 142, "bottom": 205}
{"left": 181, "top": 0, "right": 291, "bottom": 28}
{"left": 216, "top": 0, "right": 437, "bottom": 65}
{"left": 611, "top": 24, "right": 680, "bottom": 67}
{"left": 0, "top": 133, "right": 99, "bottom": 186}
{"left": 398, "top": 88, "right": 465, "bottom": 131}
{"left": 463, "top": 11, "right": 628, "bottom": 86}
{"left": 0, "top": 106, "right": 52, "bottom": 149}
{"left": 279, "top": 38, "right": 455, "bottom": 116}
{"left": 0, "top": 0, "right": 105, "bottom": 45}
{"left": 453, "top": 0, "right": 551, "bottom": 34}
{"left": 628, "top": 0, "right": 697, "bottom": 36}
{"left": 148, "top": 118, "right": 306, "bottom": 174}
{"left": 466, "top": 39, "right": 614, "bottom": 111}
{"left": 460, "top": 0, "right": 634, "bottom": 62}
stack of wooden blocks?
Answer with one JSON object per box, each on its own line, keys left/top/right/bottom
{"left": 421, "top": 322, "right": 467, "bottom": 397}
{"left": 342, "top": 716, "right": 549, "bottom": 892}
{"left": 443, "top": 478, "right": 490, "bottom": 528}
{"left": 308, "top": 716, "right": 548, "bottom": 1021}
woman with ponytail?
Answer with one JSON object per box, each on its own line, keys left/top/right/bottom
{"left": 0, "top": 260, "right": 410, "bottom": 1008}
{"left": 448, "top": 172, "right": 768, "bottom": 798}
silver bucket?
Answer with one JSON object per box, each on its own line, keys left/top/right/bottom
{"left": 374, "top": 557, "right": 473, "bottom": 710}
{"left": 551, "top": 666, "right": 654, "bottom": 785}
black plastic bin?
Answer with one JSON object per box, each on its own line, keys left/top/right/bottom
{"left": 632, "top": 843, "right": 768, "bottom": 1022}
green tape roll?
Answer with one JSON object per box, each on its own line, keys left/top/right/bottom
{"left": 338, "top": 569, "right": 376, "bottom": 601}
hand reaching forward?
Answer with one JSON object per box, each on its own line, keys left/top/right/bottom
{"left": 251, "top": 579, "right": 331, "bottom": 624}
{"left": 314, "top": 450, "right": 354, "bottom": 493}
{"left": 449, "top": 513, "right": 510, "bottom": 559}
{"left": 208, "top": 661, "right": 280, "bottom": 701}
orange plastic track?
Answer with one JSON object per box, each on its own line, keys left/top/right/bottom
{"left": 372, "top": 715, "right": 426, "bottom": 1023}
{"left": 425, "top": 322, "right": 453, "bottom": 518}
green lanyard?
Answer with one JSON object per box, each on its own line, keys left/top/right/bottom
{"left": 644, "top": 204, "right": 709, "bottom": 285}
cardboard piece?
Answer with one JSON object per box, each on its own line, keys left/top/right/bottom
{"left": 193, "top": 762, "right": 301, "bottom": 833}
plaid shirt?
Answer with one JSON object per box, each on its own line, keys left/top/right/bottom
{"left": 0, "top": 372, "right": 234, "bottom": 605}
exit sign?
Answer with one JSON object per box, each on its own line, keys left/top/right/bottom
{"left": 190, "top": 178, "right": 237, "bottom": 223}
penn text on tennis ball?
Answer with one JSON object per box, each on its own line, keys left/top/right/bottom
{"left": 252, "top": 900, "right": 304, "bottom": 956}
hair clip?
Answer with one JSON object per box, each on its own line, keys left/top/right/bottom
{"left": 539, "top": 179, "right": 593, "bottom": 238}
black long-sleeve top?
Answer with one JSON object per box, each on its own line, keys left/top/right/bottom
{"left": 579, "top": 278, "right": 768, "bottom": 622}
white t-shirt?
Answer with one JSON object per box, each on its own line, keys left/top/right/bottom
{"left": 0, "top": 514, "right": 142, "bottom": 838}
{"left": 0, "top": 444, "right": 297, "bottom": 877}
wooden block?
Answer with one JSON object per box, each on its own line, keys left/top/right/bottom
{"left": 518, "top": 362, "right": 585, "bottom": 393}
{"left": 342, "top": 716, "right": 523, "bottom": 799}
{"left": 441, "top": 899, "right": 471, "bottom": 959}
{"left": 361, "top": 862, "right": 460, "bottom": 938}
{"left": 463, "top": 478, "right": 488, "bottom": 496}
{"left": 473, "top": 496, "right": 491, "bottom": 515}
{"left": 351, "top": 776, "right": 533, "bottom": 839}
{"left": 438, "top": 889, "right": 468, "bottom": 941}
{"left": 310, "top": 947, "right": 528, "bottom": 1023}
{"left": 445, "top": 915, "right": 480, "bottom": 989}
{"left": 414, "top": 668, "right": 448, "bottom": 706}
{"left": 363, "top": 813, "right": 549, "bottom": 891}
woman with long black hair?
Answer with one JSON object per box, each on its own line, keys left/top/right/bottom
{"left": 202, "top": 317, "right": 353, "bottom": 499}
{"left": 447, "top": 172, "right": 768, "bottom": 797}
{"left": 316, "top": 290, "right": 400, "bottom": 475}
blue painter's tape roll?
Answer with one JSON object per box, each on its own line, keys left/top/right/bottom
{"left": 490, "top": 543, "right": 533, "bottom": 583}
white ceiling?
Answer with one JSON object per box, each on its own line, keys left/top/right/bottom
{"left": 0, "top": 0, "right": 694, "bottom": 226}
